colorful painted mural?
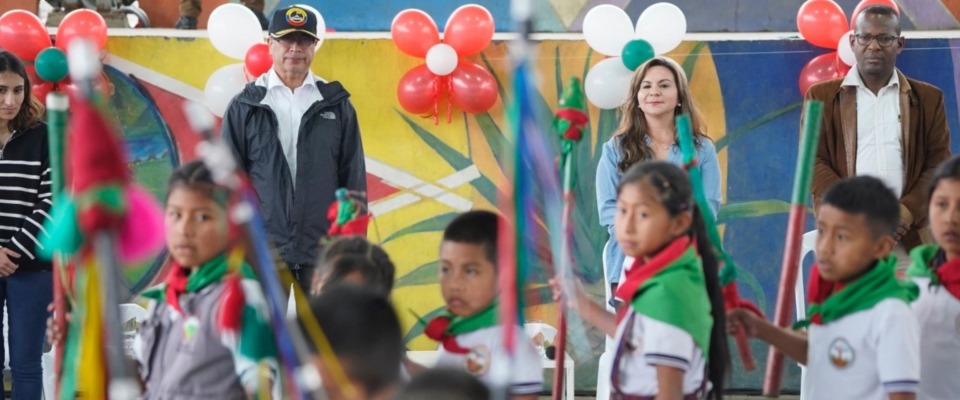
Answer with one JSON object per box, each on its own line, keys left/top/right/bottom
{"left": 99, "top": 32, "right": 960, "bottom": 391}
{"left": 262, "top": 0, "right": 960, "bottom": 32}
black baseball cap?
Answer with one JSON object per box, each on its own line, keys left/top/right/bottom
{"left": 268, "top": 6, "right": 319, "bottom": 40}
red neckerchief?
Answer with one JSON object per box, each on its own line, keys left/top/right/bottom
{"left": 163, "top": 263, "right": 190, "bottom": 315}
{"left": 613, "top": 236, "right": 691, "bottom": 322}
{"left": 424, "top": 316, "right": 471, "bottom": 354}
{"left": 805, "top": 266, "right": 847, "bottom": 325}
{"left": 936, "top": 257, "right": 960, "bottom": 300}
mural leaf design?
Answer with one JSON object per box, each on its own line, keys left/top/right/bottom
{"left": 395, "top": 260, "right": 438, "bottom": 288}
{"left": 383, "top": 212, "right": 460, "bottom": 243}
{"left": 481, "top": 53, "right": 508, "bottom": 105}
{"left": 716, "top": 102, "right": 803, "bottom": 150}
{"left": 717, "top": 199, "right": 812, "bottom": 223}
{"left": 476, "top": 112, "right": 507, "bottom": 167}
{"left": 680, "top": 42, "right": 707, "bottom": 78}
{"left": 397, "top": 110, "right": 500, "bottom": 205}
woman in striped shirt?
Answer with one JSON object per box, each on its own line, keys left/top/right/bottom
{"left": 0, "top": 50, "right": 53, "bottom": 399}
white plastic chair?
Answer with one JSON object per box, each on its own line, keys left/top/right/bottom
{"left": 524, "top": 321, "right": 575, "bottom": 399}
{"left": 795, "top": 230, "right": 817, "bottom": 400}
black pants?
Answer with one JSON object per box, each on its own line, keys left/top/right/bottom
{"left": 287, "top": 263, "right": 316, "bottom": 294}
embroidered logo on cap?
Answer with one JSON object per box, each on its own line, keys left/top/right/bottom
{"left": 286, "top": 7, "right": 309, "bottom": 27}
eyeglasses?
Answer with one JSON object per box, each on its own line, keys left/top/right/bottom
{"left": 275, "top": 35, "right": 318, "bottom": 47}
{"left": 853, "top": 34, "right": 899, "bottom": 47}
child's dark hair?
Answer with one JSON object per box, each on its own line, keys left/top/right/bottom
{"left": 618, "top": 161, "right": 729, "bottom": 399}
{"left": 322, "top": 255, "right": 382, "bottom": 292}
{"left": 309, "top": 285, "right": 403, "bottom": 397}
{"left": 393, "top": 368, "right": 490, "bottom": 400}
{"left": 166, "top": 161, "right": 228, "bottom": 206}
{"left": 928, "top": 155, "right": 960, "bottom": 203}
{"left": 0, "top": 51, "right": 44, "bottom": 131}
{"left": 822, "top": 176, "right": 899, "bottom": 238}
{"left": 317, "top": 236, "right": 395, "bottom": 294}
{"left": 442, "top": 210, "right": 498, "bottom": 265}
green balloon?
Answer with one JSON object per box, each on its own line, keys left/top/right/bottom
{"left": 35, "top": 47, "right": 68, "bottom": 83}
{"left": 621, "top": 39, "right": 655, "bottom": 71}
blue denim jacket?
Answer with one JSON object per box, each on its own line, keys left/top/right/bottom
{"left": 595, "top": 136, "right": 722, "bottom": 284}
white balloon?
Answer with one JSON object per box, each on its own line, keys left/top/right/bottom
{"left": 635, "top": 2, "right": 687, "bottom": 55}
{"left": 204, "top": 63, "right": 248, "bottom": 117}
{"left": 585, "top": 57, "right": 635, "bottom": 109}
{"left": 294, "top": 4, "right": 327, "bottom": 51}
{"left": 837, "top": 30, "right": 856, "bottom": 66}
{"left": 583, "top": 5, "right": 634, "bottom": 57}
{"left": 208, "top": 4, "right": 264, "bottom": 60}
{"left": 426, "top": 44, "right": 458, "bottom": 76}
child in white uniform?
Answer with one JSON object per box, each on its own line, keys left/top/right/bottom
{"left": 729, "top": 176, "right": 920, "bottom": 400}
{"left": 905, "top": 156, "right": 960, "bottom": 400}
{"left": 425, "top": 210, "right": 543, "bottom": 398}
{"left": 560, "top": 161, "right": 729, "bottom": 400}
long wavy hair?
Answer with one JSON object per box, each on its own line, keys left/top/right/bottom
{"left": 614, "top": 56, "right": 709, "bottom": 173}
{"left": 0, "top": 51, "right": 44, "bottom": 132}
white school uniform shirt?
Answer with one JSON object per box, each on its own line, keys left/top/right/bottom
{"left": 258, "top": 68, "right": 324, "bottom": 188}
{"left": 611, "top": 311, "right": 708, "bottom": 396}
{"left": 910, "top": 277, "right": 960, "bottom": 400}
{"left": 434, "top": 325, "right": 543, "bottom": 395}
{"left": 842, "top": 69, "right": 903, "bottom": 197}
{"left": 806, "top": 298, "right": 920, "bottom": 399}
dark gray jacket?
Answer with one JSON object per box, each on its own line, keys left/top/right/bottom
{"left": 221, "top": 78, "right": 366, "bottom": 265}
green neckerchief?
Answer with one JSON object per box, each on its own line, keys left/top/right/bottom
{"left": 142, "top": 253, "right": 255, "bottom": 302}
{"left": 906, "top": 244, "right": 943, "bottom": 282}
{"left": 631, "top": 245, "right": 713, "bottom": 356}
{"left": 444, "top": 302, "right": 499, "bottom": 336}
{"left": 795, "top": 255, "right": 918, "bottom": 329}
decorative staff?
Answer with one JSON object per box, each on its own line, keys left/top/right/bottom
{"left": 550, "top": 76, "right": 588, "bottom": 399}
{"left": 676, "top": 114, "right": 760, "bottom": 371}
{"left": 45, "top": 91, "right": 69, "bottom": 400}
{"left": 763, "top": 101, "right": 824, "bottom": 397}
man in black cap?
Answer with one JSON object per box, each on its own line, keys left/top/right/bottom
{"left": 221, "top": 5, "right": 366, "bottom": 291}
{"left": 176, "top": 0, "right": 267, "bottom": 30}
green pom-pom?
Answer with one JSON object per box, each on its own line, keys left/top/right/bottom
{"left": 40, "top": 197, "right": 83, "bottom": 259}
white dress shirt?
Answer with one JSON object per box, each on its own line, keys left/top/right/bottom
{"left": 258, "top": 68, "right": 324, "bottom": 188}
{"left": 842, "top": 69, "right": 903, "bottom": 197}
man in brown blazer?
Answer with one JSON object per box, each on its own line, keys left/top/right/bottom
{"left": 808, "top": 5, "right": 951, "bottom": 265}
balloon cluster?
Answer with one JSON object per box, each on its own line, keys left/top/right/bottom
{"left": 392, "top": 4, "right": 498, "bottom": 123}
{"left": 796, "top": 0, "right": 899, "bottom": 96}
{"left": 582, "top": 3, "right": 687, "bottom": 109}
{"left": 204, "top": 4, "right": 327, "bottom": 117}
{"left": 0, "top": 9, "right": 111, "bottom": 101}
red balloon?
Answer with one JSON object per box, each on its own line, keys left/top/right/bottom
{"left": 32, "top": 81, "right": 54, "bottom": 104}
{"left": 56, "top": 9, "right": 108, "bottom": 52}
{"left": 834, "top": 53, "right": 851, "bottom": 77}
{"left": 244, "top": 43, "right": 273, "bottom": 79}
{"left": 392, "top": 9, "right": 440, "bottom": 58}
{"left": 449, "top": 61, "right": 498, "bottom": 114}
{"left": 850, "top": 0, "right": 900, "bottom": 30}
{"left": 443, "top": 5, "right": 495, "bottom": 57}
{"left": 397, "top": 64, "right": 440, "bottom": 115}
{"left": 24, "top": 65, "right": 42, "bottom": 85}
{"left": 797, "top": 0, "right": 848, "bottom": 49}
{"left": 0, "top": 11, "right": 52, "bottom": 61}
{"left": 799, "top": 52, "right": 842, "bottom": 96}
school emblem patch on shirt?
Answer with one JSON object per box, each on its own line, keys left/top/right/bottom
{"left": 828, "top": 337, "right": 854, "bottom": 368}
{"left": 465, "top": 345, "right": 491, "bottom": 376}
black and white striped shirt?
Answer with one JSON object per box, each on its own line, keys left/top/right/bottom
{"left": 0, "top": 123, "right": 52, "bottom": 270}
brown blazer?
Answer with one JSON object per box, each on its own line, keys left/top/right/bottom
{"left": 807, "top": 70, "right": 951, "bottom": 250}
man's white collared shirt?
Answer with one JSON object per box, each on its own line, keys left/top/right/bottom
{"left": 842, "top": 69, "right": 903, "bottom": 197}
{"left": 259, "top": 68, "right": 324, "bottom": 188}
